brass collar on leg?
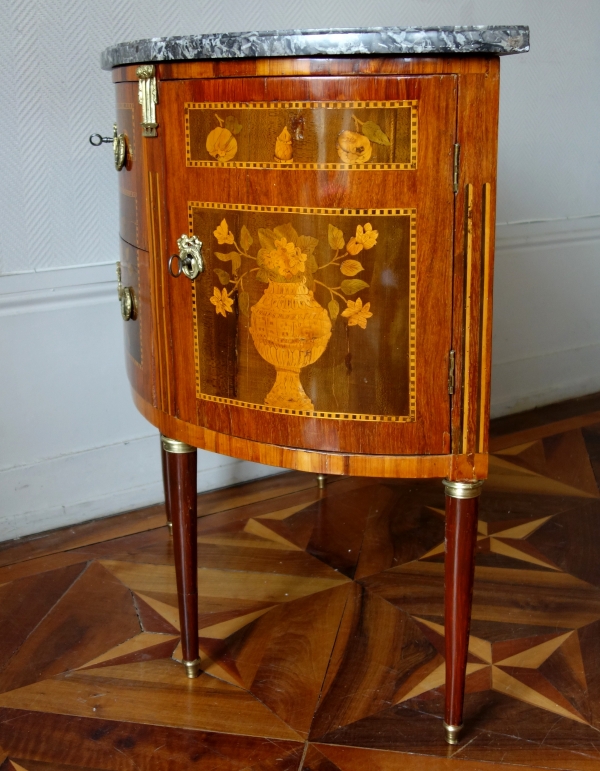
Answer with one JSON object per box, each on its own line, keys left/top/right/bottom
{"left": 161, "top": 435, "right": 196, "bottom": 454}
{"left": 442, "top": 479, "right": 484, "bottom": 499}
{"left": 183, "top": 658, "right": 202, "bottom": 678}
{"left": 443, "top": 721, "right": 463, "bottom": 745}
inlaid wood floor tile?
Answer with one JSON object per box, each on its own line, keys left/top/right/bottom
{"left": 0, "top": 562, "right": 140, "bottom": 695}
{"left": 0, "top": 553, "right": 91, "bottom": 585}
{"left": 1, "top": 760, "right": 107, "bottom": 771}
{"left": 311, "top": 585, "right": 437, "bottom": 739}
{"left": 77, "top": 632, "right": 180, "bottom": 671}
{"left": 0, "top": 660, "right": 300, "bottom": 740}
{"left": 100, "top": 560, "right": 347, "bottom": 604}
{"left": 312, "top": 744, "right": 570, "bottom": 771}
{"left": 0, "top": 563, "right": 86, "bottom": 671}
{"left": 486, "top": 455, "right": 598, "bottom": 499}
{"left": 3, "top": 411, "right": 600, "bottom": 769}
{"left": 298, "top": 745, "right": 341, "bottom": 770}
{"left": 527, "top": 501, "right": 600, "bottom": 587}
{"left": 355, "top": 482, "right": 445, "bottom": 579}
{"left": 496, "top": 429, "right": 600, "bottom": 495}
{"left": 0, "top": 708, "right": 302, "bottom": 771}
{"left": 243, "top": 747, "right": 305, "bottom": 771}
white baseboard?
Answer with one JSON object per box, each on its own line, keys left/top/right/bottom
{"left": 0, "top": 434, "right": 283, "bottom": 542}
{"left": 491, "top": 215, "right": 600, "bottom": 416}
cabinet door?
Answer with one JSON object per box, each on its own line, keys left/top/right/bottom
{"left": 160, "top": 74, "right": 456, "bottom": 456}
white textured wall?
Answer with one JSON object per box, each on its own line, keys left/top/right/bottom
{"left": 1, "top": 0, "right": 599, "bottom": 539}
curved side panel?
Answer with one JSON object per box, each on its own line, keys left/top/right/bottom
{"left": 131, "top": 388, "right": 487, "bottom": 480}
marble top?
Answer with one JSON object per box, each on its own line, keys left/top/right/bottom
{"left": 101, "top": 26, "right": 529, "bottom": 70}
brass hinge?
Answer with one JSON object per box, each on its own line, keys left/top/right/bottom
{"left": 453, "top": 144, "right": 460, "bottom": 194}
{"left": 448, "top": 350, "right": 456, "bottom": 394}
{"left": 137, "top": 65, "right": 158, "bottom": 137}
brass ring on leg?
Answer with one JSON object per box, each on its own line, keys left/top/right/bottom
{"left": 161, "top": 435, "right": 196, "bottom": 454}
{"left": 443, "top": 721, "right": 463, "bottom": 745}
{"left": 442, "top": 479, "right": 483, "bottom": 499}
{"left": 183, "top": 658, "right": 202, "bottom": 678}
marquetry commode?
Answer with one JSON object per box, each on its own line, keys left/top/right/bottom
{"left": 98, "top": 25, "right": 529, "bottom": 744}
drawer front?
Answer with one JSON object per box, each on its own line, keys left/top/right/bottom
{"left": 115, "top": 83, "right": 148, "bottom": 250}
{"left": 119, "top": 238, "right": 154, "bottom": 403}
{"left": 160, "top": 74, "right": 457, "bottom": 456}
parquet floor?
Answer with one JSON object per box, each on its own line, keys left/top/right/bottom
{"left": 1, "top": 407, "right": 600, "bottom": 770}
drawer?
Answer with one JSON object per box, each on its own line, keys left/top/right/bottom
{"left": 115, "top": 83, "right": 148, "bottom": 250}
{"left": 119, "top": 238, "right": 153, "bottom": 404}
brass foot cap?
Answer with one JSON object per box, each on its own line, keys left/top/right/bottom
{"left": 316, "top": 474, "right": 327, "bottom": 489}
{"left": 167, "top": 521, "right": 173, "bottom": 536}
{"left": 443, "top": 722, "right": 463, "bottom": 745}
{"left": 183, "top": 658, "right": 202, "bottom": 679}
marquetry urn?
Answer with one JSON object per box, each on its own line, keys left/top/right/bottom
{"left": 101, "top": 25, "right": 530, "bottom": 481}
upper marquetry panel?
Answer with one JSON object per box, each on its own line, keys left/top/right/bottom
{"left": 185, "top": 101, "right": 417, "bottom": 170}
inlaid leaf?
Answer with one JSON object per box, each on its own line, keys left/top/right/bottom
{"left": 214, "top": 268, "right": 230, "bottom": 285}
{"left": 273, "top": 223, "right": 299, "bottom": 244}
{"left": 240, "top": 225, "right": 253, "bottom": 252}
{"left": 297, "top": 234, "right": 319, "bottom": 256}
{"left": 258, "top": 228, "right": 277, "bottom": 251}
{"left": 328, "top": 299, "right": 340, "bottom": 321}
{"left": 340, "top": 259, "right": 364, "bottom": 276}
{"left": 225, "top": 115, "right": 243, "bottom": 135}
{"left": 215, "top": 252, "right": 237, "bottom": 262}
{"left": 328, "top": 224, "right": 345, "bottom": 251}
{"left": 361, "top": 121, "right": 390, "bottom": 146}
{"left": 307, "top": 255, "right": 319, "bottom": 274}
{"left": 256, "top": 269, "right": 270, "bottom": 283}
{"left": 238, "top": 291, "right": 250, "bottom": 316}
{"left": 231, "top": 253, "right": 242, "bottom": 274}
{"left": 340, "top": 279, "right": 369, "bottom": 295}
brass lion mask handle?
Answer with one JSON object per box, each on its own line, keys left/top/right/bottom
{"left": 168, "top": 235, "right": 204, "bottom": 280}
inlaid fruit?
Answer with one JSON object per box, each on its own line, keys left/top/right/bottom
{"left": 206, "top": 126, "right": 238, "bottom": 162}
{"left": 274, "top": 126, "right": 293, "bottom": 163}
{"left": 336, "top": 130, "right": 372, "bottom": 164}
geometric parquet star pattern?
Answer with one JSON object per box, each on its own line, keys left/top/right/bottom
{"left": 0, "top": 418, "right": 600, "bottom": 770}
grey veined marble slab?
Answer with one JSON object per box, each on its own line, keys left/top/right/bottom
{"left": 101, "top": 26, "right": 529, "bottom": 70}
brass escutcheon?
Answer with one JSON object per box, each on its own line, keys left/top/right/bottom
{"left": 113, "top": 123, "right": 127, "bottom": 170}
{"left": 168, "top": 234, "right": 204, "bottom": 281}
{"left": 89, "top": 125, "right": 127, "bottom": 171}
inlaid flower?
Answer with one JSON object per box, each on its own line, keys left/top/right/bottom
{"left": 210, "top": 287, "right": 234, "bottom": 316}
{"left": 214, "top": 219, "right": 235, "bottom": 245}
{"left": 263, "top": 237, "right": 307, "bottom": 279}
{"left": 341, "top": 298, "right": 373, "bottom": 329}
{"left": 347, "top": 223, "right": 378, "bottom": 254}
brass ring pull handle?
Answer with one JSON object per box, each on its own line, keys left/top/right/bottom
{"left": 115, "top": 261, "right": 136, "bottom": 321}
{"left": 89, "top": 124, "right": 127, "bottom": 171}
{"left": 168, "top": 253, "right": 182, "bottom": 278}
{"left": 168, "top": 234, "right": 204, "bottom": 280}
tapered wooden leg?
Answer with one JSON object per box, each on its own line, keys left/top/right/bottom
{"left": 160, "top": 441, "right": 173, "bottom": 535}
{"left": 442, "top": 478, "right": 484, "bottom": 745}
{"left": 161, "top": 435, "right": 200, "bottom": 678}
